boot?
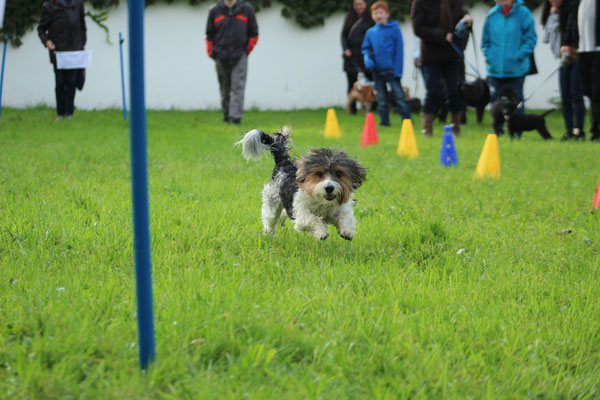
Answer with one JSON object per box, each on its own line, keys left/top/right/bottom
{"left": 450, "top": 112, "right": 462, "bottom": 136}
{"left": 421, "top": 113, "right": 435, "bottom": 137}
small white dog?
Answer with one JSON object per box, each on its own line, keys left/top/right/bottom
{"left": 236, "top": 127, "right": 367, "bottom": 240}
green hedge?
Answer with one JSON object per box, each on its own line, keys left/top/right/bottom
{"left": 1, "top": 0, "right": 542, "bottom": 47}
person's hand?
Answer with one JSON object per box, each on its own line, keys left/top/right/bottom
{"left": 46, "top": 40, "right": 55, "bottom": 50}
{"left": 560, "top": 46, "right": 574, "bottom": 56}
{"left": 463, "top": 15, "right": 473, "bottom": 27}
{"left": 445, "top": 32, "right": 453, "bottom": 42}
{"left": 344, "top": 50, "right": 351, "bottom": 57}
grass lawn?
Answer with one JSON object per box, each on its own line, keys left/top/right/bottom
{"left": 0, "top": 107, "right": 599, "bottom": 399}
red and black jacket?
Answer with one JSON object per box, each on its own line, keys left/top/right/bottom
{"left": 206, "top": 0, "right": 259, "bottom": 64}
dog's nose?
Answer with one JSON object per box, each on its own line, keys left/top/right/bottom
{"left": 325, "top": 185, "right": 335, "bottom": 194}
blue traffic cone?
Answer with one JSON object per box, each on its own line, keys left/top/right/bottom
{"left": 440, "top": 125, "right": 458, "bottom": 166}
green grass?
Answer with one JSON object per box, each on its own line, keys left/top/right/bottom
{"left": 1, "top": 107, "right": 599, "bottom": 399}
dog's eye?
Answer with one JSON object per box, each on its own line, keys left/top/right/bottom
{"left": 335, "top": 170, "right": 344, "bottom": 178}
{"left": 316, "top": 171, "right": 324, "bottom": 178}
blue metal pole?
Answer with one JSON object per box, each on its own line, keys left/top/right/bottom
{"left": 119, "top": 32, "right": 127, "bottom": 120}
{"left": 0, "top": 35, "right": 8, "bottom": 119}
{"left": 127, "top": 0, "right": 156, "bottom": 370}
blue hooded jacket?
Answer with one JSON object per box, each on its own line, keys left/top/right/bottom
{"left": 481, "top": 0, "right": 537, "bottom": 78}
{"left": 361, "top": 21, "right": 404, "bottom": 78}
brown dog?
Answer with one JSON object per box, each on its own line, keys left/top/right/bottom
{"left": 346, "top": 81, "right": 377, "bottom": 114}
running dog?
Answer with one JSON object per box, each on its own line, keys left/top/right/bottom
{"left": 236, "top": 127, "right": 367, "bottom": 240}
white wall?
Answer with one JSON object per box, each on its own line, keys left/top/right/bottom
{"left": 3, "top": 3, "right": 560, "bottom": 110}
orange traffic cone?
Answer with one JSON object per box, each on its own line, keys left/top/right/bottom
{"left": 360, "top": 113, "right": 379, "bottom": 147}
{"left": 324, "top": 108, "right": 341, "bottom": 139}
{"left": 591, "top": 177, "right": 600, "bottom": 212}
{"left": 397, "top": 119, "right": 419, "bottom": 158}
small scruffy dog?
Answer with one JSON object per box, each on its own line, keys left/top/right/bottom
{"left": 347, "top": 81, "right": 377, "bottom": 114}
{"left": 236, "top": 127, "right": 367, "bottom": 240}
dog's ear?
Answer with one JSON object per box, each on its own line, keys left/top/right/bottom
{"left": 338, "top": 156, "right": 366, "bottom": 190}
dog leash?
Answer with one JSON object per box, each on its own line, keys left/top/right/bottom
{"left": 515, "top": 65, "right": 560, "bottom": 110}
{"left": 449, "top": 42, "right": 482, "bottom": 79}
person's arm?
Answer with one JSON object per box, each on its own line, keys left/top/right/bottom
{"left": 561, "top": 0, "right": 579, "bottom": 55}
{"left": 205, "top": 9, "right": 215, "bottom": 58}
{"left": 361, "top": 32, "right": 374, "bottom": 70}
{"left": 394, "top": 26, "right": 404, "bottom": 78}
{"left": 341, "top": 18, "right": 351, "bottom": 55}
{"left": 80, "top": 0, "right": 87, "bottom": 47}
{"left": 247, "top": 4, "right": 258, "bottom": 54}
{"left": 37, "top": 2, "right": 55, "bottom": 49}
{"left": 518, "top": 9, "right": 537, "bottom": 61}
{"left": 481, "top": 15, "right": 490, "bottom": 60}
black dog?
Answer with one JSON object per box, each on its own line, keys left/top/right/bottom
{"left": 437, "top": 78, "right": 490, "bottom": 124}
{"left": 461, "top": 78, "right": 490, "bottom": 124}
{"left": 490, "top": 86, "right": 553, "bottom": 140}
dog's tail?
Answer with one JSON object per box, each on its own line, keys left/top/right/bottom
{"left": 541, "top": 108, "right": 556, "bottom": 118}
{"left": 235, "top": 127, "right": 292, "bottom": 164}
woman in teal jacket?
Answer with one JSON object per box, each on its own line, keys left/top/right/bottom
{"left": 482, "top": 0, "right": 537, "bottom": 128}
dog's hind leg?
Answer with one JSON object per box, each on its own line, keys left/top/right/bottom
{"left": 476, "top": 106, "right": 485, "bottom": 124}
{"left": 538, "top": 124, "right": 553, "bottom": 140}
{"left": 261, "top": 181, "right": 283, "bottom": 235}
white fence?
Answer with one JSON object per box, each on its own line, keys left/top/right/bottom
{"left": 3, "top": 3, "right": 560, "bottom": 110}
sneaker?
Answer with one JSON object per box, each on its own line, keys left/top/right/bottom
{"left": 230, "top": 118, "right": 241, "bottom": 125}
{"left": 571, "top": 128, "right": 585, "bottom": 141}
{"left": 56, "top": 115, "right": 64, "bottom": 121}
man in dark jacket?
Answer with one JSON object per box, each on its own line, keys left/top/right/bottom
{"left": 561, "top": 0, "right": 600, "bottom": 141}
{"left": 411, "top": 0, "right": 471, "bottom": 136}
{"left": 206, "top": 0, "right": 258, "bottom": 124}
{"left": 38, "top": 0, "right": 86, "bottom": 120}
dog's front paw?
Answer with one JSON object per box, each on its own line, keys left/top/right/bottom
{"left": 315, "top": 231, "right": 329, "bottom": 241}
{"left": 313, "top": 227, "right": 329, "bottom": 241}
{"left": 338, "top": 229, "right": 354, "bottom": 241}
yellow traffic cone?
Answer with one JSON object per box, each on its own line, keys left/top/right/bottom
{"left": 474, "top": 134, "right": 501, "bottom": 179}
{"left": 397, "top": 119, "right": 419, "bottom": 158}
{"left": 324, "top": 108, "right": 341, "bottom": 139}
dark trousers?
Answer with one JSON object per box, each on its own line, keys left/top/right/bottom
{"left": 421, "top": 61, "right": 463, "bottom": 115}
{"left": 488, "top": 76, "right": 525, "bottom": 110}
{"left": 53, "top": 67, "right": 79, "bottom": 117}
{"left": 578, "top": 51, "right": 600, "bottom": 136}
{"left": 372, "top": 70, "right": 411, "bottom": 125}
{"left": 559, "top": 62, "right": 585, "bottom": 132}
{"left": 346, "top": 71, "right": 358, "bottom": 114}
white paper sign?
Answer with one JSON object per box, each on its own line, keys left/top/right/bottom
{"left": 0, "top": 0, "right": 6, "bottom": 29}
{"left": 56, "top": 50, "right": 92, "bottom": 69}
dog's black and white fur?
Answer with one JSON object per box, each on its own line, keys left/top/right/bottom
{"left": 490, "top": 85, "right": 554, "bottom": 140}
{"left": 236, "top": 127, "right": 366, "bottom": 240}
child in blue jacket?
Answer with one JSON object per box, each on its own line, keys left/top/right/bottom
{"left": 362, "top": 1, "right": 411, "bottom": 127}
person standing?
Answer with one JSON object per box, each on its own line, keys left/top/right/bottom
{"left": 341, "top": 0, "right": 374, "bottom": 114}
{"left": 361, "top": 1, "right": 411, "bottom": 127}
{"left": 37, "top": 0, "right": 86, "bottom": 120}
{"left": 562, "top": 0, "right": 600, "bottom": 141}
{"left": 411, "top": 0, "right": 472, "bottom": 137}
{"left": 481, "top": 0, "right": 537, "bottom": 133}
{"left": 542, "top": 0, "right": 586, "bottom": 140}
{"left": 206, "top": 0, "right": 258, "bottom": 125}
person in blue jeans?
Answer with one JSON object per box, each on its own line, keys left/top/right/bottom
{"left": 362, "top": 1, "right": 411, "bottom": 127}
{"left": 482, "top": 0, "right": 537, "bottom": 134}
{"left": 542, "top": 0, "right": 586, "bottom": 140}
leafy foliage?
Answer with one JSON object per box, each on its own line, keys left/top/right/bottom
{"left": 1, "top": 0, "right": 543, "bottom": 47}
